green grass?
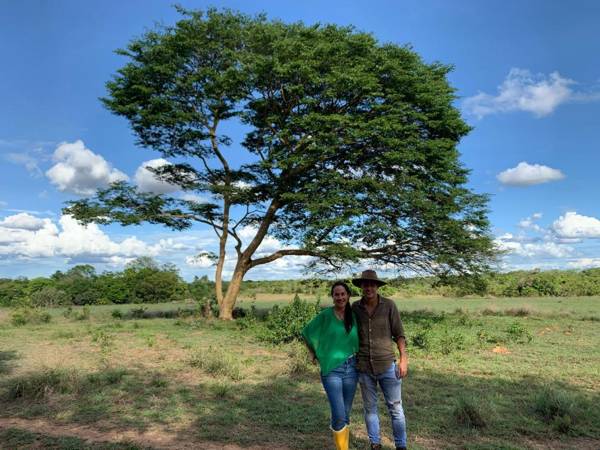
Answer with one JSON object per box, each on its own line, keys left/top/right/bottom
{"left": 0, "top": 428, "right": 146, "bottom": 449}
{"left": 0, "top": 297, "right": 599, "bottom": 449}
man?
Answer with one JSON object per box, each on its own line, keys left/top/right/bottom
{"left": 352, "top": 270, "right": 408, "bottom": 450}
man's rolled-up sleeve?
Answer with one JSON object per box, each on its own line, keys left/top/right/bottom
{"left": 389, "top": 301, "right": 405, "bottom": 341}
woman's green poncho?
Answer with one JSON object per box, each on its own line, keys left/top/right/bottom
{"left": 301, "top": 307, "right": 359, "bottom": 376}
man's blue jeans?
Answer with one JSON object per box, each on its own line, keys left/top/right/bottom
{"left": 320, "top": 356, "right": 358, "bottom": 431}
{"left": 359, "top": 362, "right": 407, "bottom": 447}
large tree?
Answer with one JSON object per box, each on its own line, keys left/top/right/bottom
{"left": 65, "top": 8, "right": 495, "bottom": 319}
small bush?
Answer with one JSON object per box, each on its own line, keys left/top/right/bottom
{"left": 10, "top": 307, "right": 51, "bottom": 326}
{"left": 111, "top": 309, "right": 123, "bottom": 319}
{"left": 259, "top": 295, "right": 320, "bottom": 344}
{"left": 62, "top": 306, "right": 73, "bottom": 318}
{"left": 533, "top": 388, "right": 578, "bottom": 433}
{"left": 411, "top": 328, "right": 433, "bottom": 350}
{"left": 236, "top": 304, "right": 260, "bottom": 330}
{"left": 453, "top": 395, "right": 487, "bottom": 429}
{"left": 506, "top": 321, "right": 533, "bottom": 343}
{"left": 130, "top": 306, "right": 147, "bottom": 319}
{"left": 476, "top": 328, "right": 505, "bottom": 345}
{"left": 188, "top": 347, "right": 243, "bottom": 380}
{"left": 439, "top": 329, "right": 466, "bottom": 355}
{"left": 73, "top": 306, "right": 90, "bottom": 321}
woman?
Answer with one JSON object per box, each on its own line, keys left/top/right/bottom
{"left": 302, "top": 281, "right": 359, "bottom": 450}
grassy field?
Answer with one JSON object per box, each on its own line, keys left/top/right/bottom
{"left": 0, "top": 297, "right": 599, "bottom": 449}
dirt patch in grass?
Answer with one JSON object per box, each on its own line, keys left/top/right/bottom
{"left": 0, "top": 417, "right": 291, "bottom": 449}
{"left": 492, "top": 345, "right": 511, "bottom": 354}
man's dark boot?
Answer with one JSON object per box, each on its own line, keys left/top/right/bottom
{"left": 396, "top": 447, "right": 407, "bottom": 450}
{"left": 370, "top": 444, "right": 382, "bottom": 450}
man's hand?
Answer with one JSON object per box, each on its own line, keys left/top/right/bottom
{"left": 396, "top": 357, "right": 408, "bottom": 378}
{"left": 396, "top": 337, "right": 408, "bottom": 378}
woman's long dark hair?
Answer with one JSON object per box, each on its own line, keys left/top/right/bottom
{"left": 330, "top": 281, "right": 353, "bottom": 334}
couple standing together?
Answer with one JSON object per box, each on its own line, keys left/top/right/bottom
{"left": 302, "top": 270, "right": 408, "bottom": 450}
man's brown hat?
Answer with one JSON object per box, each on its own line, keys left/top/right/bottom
{"left": 352, "top": 269, "right": 387, "bottom": 287}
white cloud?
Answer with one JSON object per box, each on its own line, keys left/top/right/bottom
{"left": 463, "top": 68, "right": 574, "bottom": 118}
{"left": 518, "top": 212, "right": 543, "bottom": 232}
{"left": 497, "top": 162, "right": 565, "bottom": 186}
{"left": 46, "top": 140, "right": 128, "bottom": 195}
{"left": 0, "top": 213, "right": 165, "bottom": 263}
{"left": 552, "top": 212, "right": 600, "bottom": 239}
{"left": 0, "top": 212, "right": 45, "bottom": 231}
{"left": 180, "top": 193, "right": 209, "bottom": 204}
{"left": 186, "top": 254, "right": 214, "bottom": 268}
{"left": 5, "top": 152, "right": 43, "bottom": 177}
{"left": 566, "top": 258, "right": 600, "bottom": 270}
{"left": 494, "top": 235, "right": 574, "bottom": 259}
{"left": 134, "top": 158, "right": 180, "bottom": 194}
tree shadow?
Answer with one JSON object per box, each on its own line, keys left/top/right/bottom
{"left": 1, "top": 365, "right": 599, "bottom": 449}
{"left": 0, "top": 350, "right": 19, "bottom": 375}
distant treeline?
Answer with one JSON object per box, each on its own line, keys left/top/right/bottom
{"left": 242, "top": 268, "right": 600, "bottom": 299}
{"left": 0, "top": 257, "right": 212, "bottom": 308}
{"left": 2, "top": 258, "right": 600, "bottom": 307}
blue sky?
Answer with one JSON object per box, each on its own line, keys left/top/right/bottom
{"left": 2, "top": 0, "right": 600, "bottom": 280}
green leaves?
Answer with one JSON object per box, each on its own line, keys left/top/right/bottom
{"left": 69, "top": 8, "right": 495, "bottom": 287}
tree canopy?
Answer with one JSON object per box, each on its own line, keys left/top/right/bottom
{"left": 65, "top": 8, "right": 495, "bottom": 319}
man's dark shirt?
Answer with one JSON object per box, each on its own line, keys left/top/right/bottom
{"left": 352, "top": 295, "right": 405, "bottom": 375}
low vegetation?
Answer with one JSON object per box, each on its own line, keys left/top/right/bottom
{"left": 0, "top": 295, "right": 598, "bottom": 449}
{"left": 4, "top": 260, "right": 600, "bottom": 310}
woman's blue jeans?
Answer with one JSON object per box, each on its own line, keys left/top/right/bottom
{"left": 320, "top": 356, "right": 358, "bottom": 431}
{"left": 358, "top": 361, "right": 407, "bottom": 448}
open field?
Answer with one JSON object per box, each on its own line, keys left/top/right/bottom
{"left": 0, "top": 297, "right": 599, "bottom": 449}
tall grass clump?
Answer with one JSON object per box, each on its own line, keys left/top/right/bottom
{"left": 453, "top": 395, "right": 487, "bottom": 429}
{"left": 10, "top": 307, "right": 51, "bottom": 326}
{"left": 533, "top": 388, "right": 579, "bottom": 433}
{"left": 188, "top": 347, "right": 243, "bottom": 381}
{"left": 5, "top": 368, "right": 81, "bottom": 400}
{"left": 259, "top": 295, "right": 320, "bottom": 344}
{"left": 286, "top": 341, "right": 317, "bottom": 376}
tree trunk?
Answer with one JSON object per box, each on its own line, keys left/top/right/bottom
{"left": 219, "top": 264, "right": 246, "bottom": 320}
{"left": 214, "top": 235, "right": 226, "bottom": 309}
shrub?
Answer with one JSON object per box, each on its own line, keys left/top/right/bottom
{"left": 259, "top": 295, "right": 321, "bottom": 344}
{"left": 188, "top": 347, "right": 243, "bottom": 380}
{"left": 506, "top": 321, "right": 533, "bottom": 343}
{"left": 29, "top": 286, "right": 69, "bottom": 307}
{"left": 111, "top": 309, "right": 123, "bottom": 319}
{"left": 73, "top": 306, "right": 90, "bottom": 321}
{"left": 411, "top": 328, "right": 433, "bottom": 350}
{"left": 10, "top": 307, "right": 51, "bottom": 326}
{"left": 533, "top": 388, "right": 578, "bottom": 434}
{"left": 130, "top": 306, "right": 147, "bottom": 319}
{"left": 439, "top": 329, "right": 466, "bottom": 355}
{"left": 453, "top": 395, "right": 487, "bottom": 429}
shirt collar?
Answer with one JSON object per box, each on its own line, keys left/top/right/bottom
{"left": 358, "top": 294, "right": 381, "bottom": 308}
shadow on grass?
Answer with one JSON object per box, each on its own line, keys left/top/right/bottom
{"left": 0, "top": 350, "right": 19, "bottom": 375}
{"left": 1, "top": 365, "right": 599, "bottom": 449}
{"left": 0, "top": 427, "right": 149, "bottom": 449}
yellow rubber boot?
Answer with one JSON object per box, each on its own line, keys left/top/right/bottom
{"left": 332, "top": 425, "right": 349, "bottom": 450}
